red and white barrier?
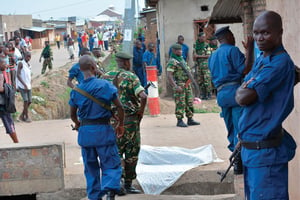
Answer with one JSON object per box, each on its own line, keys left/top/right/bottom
{"left": 146, "top": 66, "right": 160, "bottom": 116}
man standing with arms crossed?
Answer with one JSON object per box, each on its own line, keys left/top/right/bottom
{"left": 235, "top": 11, "right": 297, "bottom": 199}
{"left": 102, "top": 51, "right": 147, "bottom": 195}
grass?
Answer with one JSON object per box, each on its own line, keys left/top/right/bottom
{"left": 107, "top": 54, "right": 118, "bottom": 71}
{"left": 58, "top": 87, "right": 72, "bottom": 101}
{"left": 40, "top": 81, "right": 50, "bottom": 88}
{"left": 11, "top": 111, "right": 20, "bottom": 120}
{"left": 194, "top": 106, "right": 221, "bottom": 113}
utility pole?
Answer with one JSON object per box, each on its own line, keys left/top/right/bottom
{"left": 122, "top": 0, "right": 136, "bottom": 54}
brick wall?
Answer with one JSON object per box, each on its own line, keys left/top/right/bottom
{"left": 0, "top": 143, "right": 64, "bottom": 196}
{"left": 241, "top": 0, "right": 266, "bottom": 38}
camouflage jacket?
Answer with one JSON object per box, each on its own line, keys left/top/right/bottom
{"left": 102, "top": 68, "right": 144, "bottom": 115}
{"left": 166, "top": 57, "right": 191, "bottom": 84}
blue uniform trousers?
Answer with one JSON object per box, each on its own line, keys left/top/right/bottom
{"left": 244, "top": 163, "right": 288, "bottom": 200}
{"left": 133, "top": 66, "right": 147, "bottom": 88}
{"left": 221, "top": 106, "right": 242, "bottom": 152}
{"left": 81, "top": 144, "right": 122, "bottom": 200}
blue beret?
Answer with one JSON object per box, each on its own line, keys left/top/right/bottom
{"left": 214, "top": 26, "right": 231, "bottom": 38}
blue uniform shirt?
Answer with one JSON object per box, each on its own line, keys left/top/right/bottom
{"left": 69, "top": 77, "right": 118, "bottom": 147}
{"left": 239, "top": 45, "right": 296, "bottom": 167}
{"left": 169, "top": 43, "right": 189, "bottom": 61}
{"left": 68, "top": 63, "right": 84, "bottom": 84}
{"left": 133, "top": 46, "right": 144, "bottom": 67}
{"left": 208, "top": 43, "right": 245, "bottom": 88}
{"left": 143, "top": 50, "right": 156, "bottom": 66}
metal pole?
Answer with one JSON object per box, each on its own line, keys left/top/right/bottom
{"left": 122, "top": 0, "right": 136, "bottom": 54}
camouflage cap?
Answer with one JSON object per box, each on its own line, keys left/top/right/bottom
{"left": 208, "top": 36, "right": 217, "bottom": 41}
{"left": 115, "top": 51, "right": 133, "bottom": 60}
{"left": 171, "top": 43, "right": 182, "bottom": 50}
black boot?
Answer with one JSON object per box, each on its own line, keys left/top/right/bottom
{"left": 187, "top": 118, "right": 200, "bottom": 126}
{"left": 106, "top": 190, "right": 115, "bottom": 200}
{"left": 125, "top": 181, "right": 142, "bottom": 194}
{"left": 117, "top": 178, "right": 127, "bottom": 196}
{"left": 176, "top": 119, "right": 188, "bottom": 127}
{"left": 233, "top": 152, "right": 243, "bottom": 175}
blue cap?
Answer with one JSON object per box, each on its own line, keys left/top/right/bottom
{"left": 214, "top": 26, "right": 230, "bottom": 38}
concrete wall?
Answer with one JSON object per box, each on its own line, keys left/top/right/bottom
{"left": 157, "top": 0, "right": 217, "bottom": 67}
{"left": 215, "top": 23, "right": 244, "bottom": 53}
{"left": 265, "top": 1, "right": 300, "bottom": 199}
{"left": 0, "top": 143, "right": 64, "bottom": 196}
{"left": 0, "top": 15, "right": 32, "bottom": 41}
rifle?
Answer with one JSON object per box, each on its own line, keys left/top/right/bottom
{"left": 175, "top": 60, "right": 200, "bottom": 98}
{"left": 217, "top": 143, "right": 241, "bottom": 182}
{"left": 145, "top": 81, "right": 156, "bottom": 90}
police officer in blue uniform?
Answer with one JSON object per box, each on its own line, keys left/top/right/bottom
{"left": 169, "top": 35, "right": 189, "bottom": 62}
{"left": 236, "top": 11, "right": 297, "bottom": 200}
{"left": 208, "top": 26, "right": 253, "bottom": 173}
{"left": 69, "top": 55, "right": 125, "bottom": 200}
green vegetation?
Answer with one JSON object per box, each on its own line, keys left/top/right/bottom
{"left": 11, "top": 111, "right": 20, "bottom": 120}
{"left": 40, "top": 81, "right": 50, "bottom": 88}
{"left": 107, "top": 54, "right": 118, "bottom": 71}
{"left": 58, "top": 87, "right": 72, "bottom": 101}
{"left": 194, "top": 106, "right": 221, "bottom": 114}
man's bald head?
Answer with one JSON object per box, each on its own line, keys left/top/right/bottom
{"left": 255, "top": 10, "right": 282, "bottom": 32}
{"left": 79, "top": 55, "right": 97, "bottom": 72}
{"left": 253, "top": 10, "right": 283, "bottom": 55}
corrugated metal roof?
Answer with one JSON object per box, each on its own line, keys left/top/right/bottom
{"left": 21, "top": 27, "right": 51, "bottom": 32}
{"left": 145, "top": 0, "right": 158, "bottom": 7}
{"left": 209, "top": 0, "right": 243, "bottom": 24}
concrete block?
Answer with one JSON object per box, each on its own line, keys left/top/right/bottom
{"left": 0, "top": 143, "right": 64, "bottom": 195}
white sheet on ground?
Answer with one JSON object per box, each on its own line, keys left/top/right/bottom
{"left": 136, "top": 144, "right": 223, "bottom": 195}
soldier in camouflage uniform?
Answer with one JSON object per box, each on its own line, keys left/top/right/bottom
{"left": 167, "top": 44, "right": 200, "bottom": 127}
{"left": 193, "top": 33, "right": 212, "bottom": 99}
{"left": 39, "top": 41, "right": 53, "bottom": 74}
{"left": 102, "top": 51, "right": 147, "bottom": 195}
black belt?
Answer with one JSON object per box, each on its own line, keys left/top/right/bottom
{"left": 80, "top": 118, "right": 110, "bottom": 126}
{"left": 240, "top": 129, "right": 284, "bottom": 150}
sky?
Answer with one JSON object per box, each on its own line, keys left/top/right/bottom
{"left": 0, "top": 0, "right": 145, "bottom": 20}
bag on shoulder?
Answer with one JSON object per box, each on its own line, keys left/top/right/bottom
{"left": 3, "top": 83, "right": 16, "bottom": 113}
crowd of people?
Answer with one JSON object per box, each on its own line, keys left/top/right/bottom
{"left": 0, "top": 30, "right": 34, "bottom": 144}
{"left": 55, "top": 28, "right": 122, "bottom": 61}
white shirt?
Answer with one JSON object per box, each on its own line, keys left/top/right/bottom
{"left": 16, "top": 60, "right": 31, "bottom": 89}
{"left": 102, "top": 31, "right": 110, "bottom": 41}
{"left": 14, "top": 48, "right": 23, "bottom": 60}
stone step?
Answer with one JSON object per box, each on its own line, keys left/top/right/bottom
{"left": 63, "top": 163, "right": 235, "bottom": 197}
{"left": 117, "top": 194, "right": 236, "bottom": 200}
{"left": 37, "top": 189, "right": 236, "bottom": 200}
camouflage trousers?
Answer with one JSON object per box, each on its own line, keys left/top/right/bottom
{"left": 117, "top": 114, "right": 141, "bottom": 182}
{"left": 174, "top": 84, "right": 194, "bottom": 119}
{"left": 42, "top": 58, "right": 53, "bottom": 74}
{"left": 197, "top": 62, "right": 212, "bottom": 97}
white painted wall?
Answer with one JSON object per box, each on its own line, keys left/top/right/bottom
{"left": 157, "top": 0, "right": 218, "bottom": 69}
{"left": 266, "top": 1, "right": 300, "bottom": 199}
